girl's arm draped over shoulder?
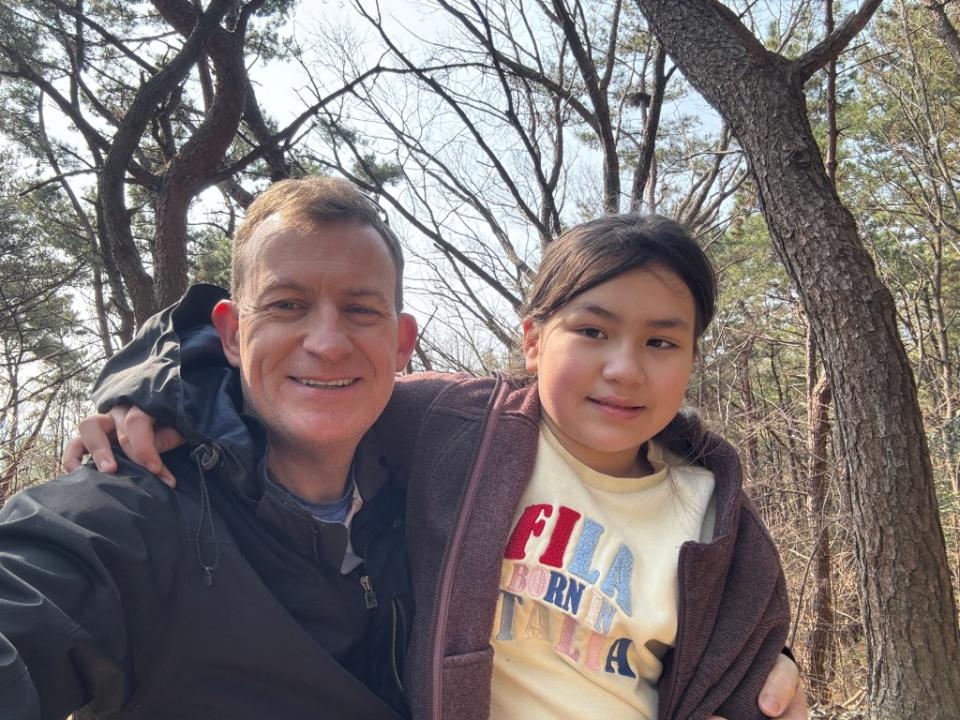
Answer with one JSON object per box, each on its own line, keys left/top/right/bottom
{"left": 63, "top": 407, "right": 183, "bottom": 486}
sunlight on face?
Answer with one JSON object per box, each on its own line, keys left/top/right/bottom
{"left": 523, "top": 265, "right": 696, "bottom": 477}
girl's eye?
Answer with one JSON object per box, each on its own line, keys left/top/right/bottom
{"left": 578, "top": 327, "right": 605, "bottom": 339}
{"left": 648, "top": 338, "right": 678, "bottom": 349}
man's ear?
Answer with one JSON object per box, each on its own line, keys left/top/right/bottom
{"left": 211, "top": 300, "right": 242, "bottom": 368}
{"left": 522, "top": 318, "right": 540, "bottom": 374}
{"left": 395, "top": 312, "right": 418, "bottom": 371}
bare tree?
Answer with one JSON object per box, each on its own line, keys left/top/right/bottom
{"left": 296, "top": 0, "right": 746, "bottom": 366}
{"left": 633, "top": 0, "right": 960, "bottom": 715}
{"left": 0, "top": 0, "right": 369, "bottom": 331}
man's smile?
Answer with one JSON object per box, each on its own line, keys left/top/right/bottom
{"left": 291, "top": 377, "right": 358, "bottom": 388}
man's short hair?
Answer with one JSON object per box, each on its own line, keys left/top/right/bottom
{"left": 232, "top": 177, "right": 405, "bottom": 309}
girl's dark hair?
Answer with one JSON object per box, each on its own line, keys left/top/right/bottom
{"left": 523, "top": 214, "right": 717, "bottom": 342}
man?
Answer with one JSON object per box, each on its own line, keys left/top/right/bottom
{"left": 0, "top": 178, "right": 415, "bottom": 719}
{"left": 20, "top": 177, "right": 804, "bottom": 718}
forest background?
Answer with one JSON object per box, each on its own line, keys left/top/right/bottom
{"left": 1, "top": 0, "right": 959, "bottom": 718}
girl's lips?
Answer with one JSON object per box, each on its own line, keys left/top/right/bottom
{"left": 590, "top": 396, "right": 642, "bottom": 408}
{"left": 588, "top": 397, "right": 644, "bottom": 418}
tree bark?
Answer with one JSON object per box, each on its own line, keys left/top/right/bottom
{"left": 736, "top": 331, "right": 759, "bottom": 483}
{"left": 633, "top": 1, "right": 960, "bottom": 716}
{"left": 804, "top": 7, "right": 838, "bottom": 698}
{"left": 922, "top": 0, "right": 960, "bottom": 76}
{"left": 806, "top": 328, "right": 836, "bottom": 704}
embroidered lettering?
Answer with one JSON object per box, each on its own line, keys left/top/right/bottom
{"left": 504, "top": 504, "right": 553, "bottom": 560}
{"left": 496, "top": 591, "right": 523, "bottom": 640}
{"left": 544, "top": 571, "right": 567, "bottom": 609}
{"left": 522, "top": 601, "right": 552, "bottom": 641}
{"left": 555, "top": 614, "right": 580, "bottom": 662}
{"left": 539, "top": 506, "right": 582, "bottom": 567}
{"left": 600, "top": 543, "right": 634, "bottom": 615}
{"left": 604, "top": 638, "right": 637, "bottom": 678}
{"left": 568, "top": 518, "right": 603, "bottom": 584}
{"left": 528, "top": 566, "right": 549, "bottom": 597}
{"left": 584, "top": 631, "right": 605, "bottom": 671}
{"left": 506, "top": 563, "right": 529, "bottom": 593}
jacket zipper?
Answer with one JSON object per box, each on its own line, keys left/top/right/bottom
{"left": 360, "top": 574, "right": 378, "bottom": 609}
{"left": 428, "top": 375, "right": 507, "bottom": 720}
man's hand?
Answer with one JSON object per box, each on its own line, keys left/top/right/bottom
{"left": 62, "top": 406, "right": 183, "bottom": 487}
{"left": 709, "top": 654, "right": 807, "bottom": 720}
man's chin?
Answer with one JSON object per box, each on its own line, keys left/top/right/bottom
{"left": 274, "top": 416, "right": 377, "bottom": 451}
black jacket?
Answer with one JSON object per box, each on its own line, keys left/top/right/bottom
{"left": 0, "top": 284, "right": 411, "bottom": 719}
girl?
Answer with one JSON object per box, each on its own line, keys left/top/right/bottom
{"left": 69, "top": 214, "right": 790, "bottom": 720}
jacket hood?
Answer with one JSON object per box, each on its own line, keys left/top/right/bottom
{"left": 92, "top": 284, "right": 264, "bottom": 498}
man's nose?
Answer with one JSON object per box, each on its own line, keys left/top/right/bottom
{"left": 302, "top": 308, "right": 353, "bottom": 360}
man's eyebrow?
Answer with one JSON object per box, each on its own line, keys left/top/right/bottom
{"left": 255, "top": 280, "right": 309, "bottom": 298}
{"left": 344, "top": 287, "right": 391, "bottom": 304}
{"left": 253, "top": 282, "right": 390, "bottom": 302}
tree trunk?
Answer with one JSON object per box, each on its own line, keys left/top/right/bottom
{"left": 98, "top": 0, "right": 234, "bottom": 325}
{"left": 922, "top": 0, "right": 960, "bottom": 76}
{"left": 805, "top": 13, "right": 838, "bottom": 697}
{"left": 151, "top": 0, "right": 249, "bottom": 307}
{"left": 634, "top": 1, "right": 960, "bottom": 716}
{"left": 736, "top": 333, "right": 759, "bottom": 483}
{"left": 806, "top": 328, "right": 836, "bottom": 704}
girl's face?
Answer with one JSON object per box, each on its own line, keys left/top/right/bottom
{"left": 523, "top": 264, "right": 697, "bottom": 477}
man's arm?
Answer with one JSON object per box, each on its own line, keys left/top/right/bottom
{"left": 0, "top": 467, "right": 182, "bottom": 718}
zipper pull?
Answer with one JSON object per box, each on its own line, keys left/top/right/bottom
{"left": 360, "top": 574, "right": 378, "bottom": 610}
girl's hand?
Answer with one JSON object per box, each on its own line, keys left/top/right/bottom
{"left": 62, "top": 406, "right": 183, "bottom": 487}
{"left": 709, "top": 653, "right": 807, "bottom": 719}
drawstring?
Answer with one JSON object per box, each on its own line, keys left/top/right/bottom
{"left": 191, "top": 444, "right": 221, "bottom": 587}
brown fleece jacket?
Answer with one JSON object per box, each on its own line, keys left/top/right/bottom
{"left": 374, "top": 373, "right": 789, "bottom": 720}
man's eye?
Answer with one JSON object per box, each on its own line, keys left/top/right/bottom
{"left": 270, "top": 300, "right": 301, "bottom": 311}
{"left": 346, "top": 306, "right": 380, "bottom": 317}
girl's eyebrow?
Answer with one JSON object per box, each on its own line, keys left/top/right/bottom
{"left": 574, "top": 304, "right": 690, "bottom": 330}
{"left": 646, "top": 317, "right": 691, "bottom": 330}
{"left": 574, "top": 303, "right": 619, "bottom": 321}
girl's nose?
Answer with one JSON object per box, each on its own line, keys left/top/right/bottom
{"left": 602, "top": 346, "right": 645, "bottom": 385}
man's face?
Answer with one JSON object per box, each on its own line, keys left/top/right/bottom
{"left": 213, "top": 216, "right": 416, "bottom": 462}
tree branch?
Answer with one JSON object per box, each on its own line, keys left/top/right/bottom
{"left": 98, "top": 0, "right": 234, "bottom": 323}
{"left": 46, "top": 0, "right": 159, "bottom": 74}
{"left": 794, "top": 0, "right": 883, "bottom": 81}
{"left": 629, "top": 41, "right": 668, "bottom": 212}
